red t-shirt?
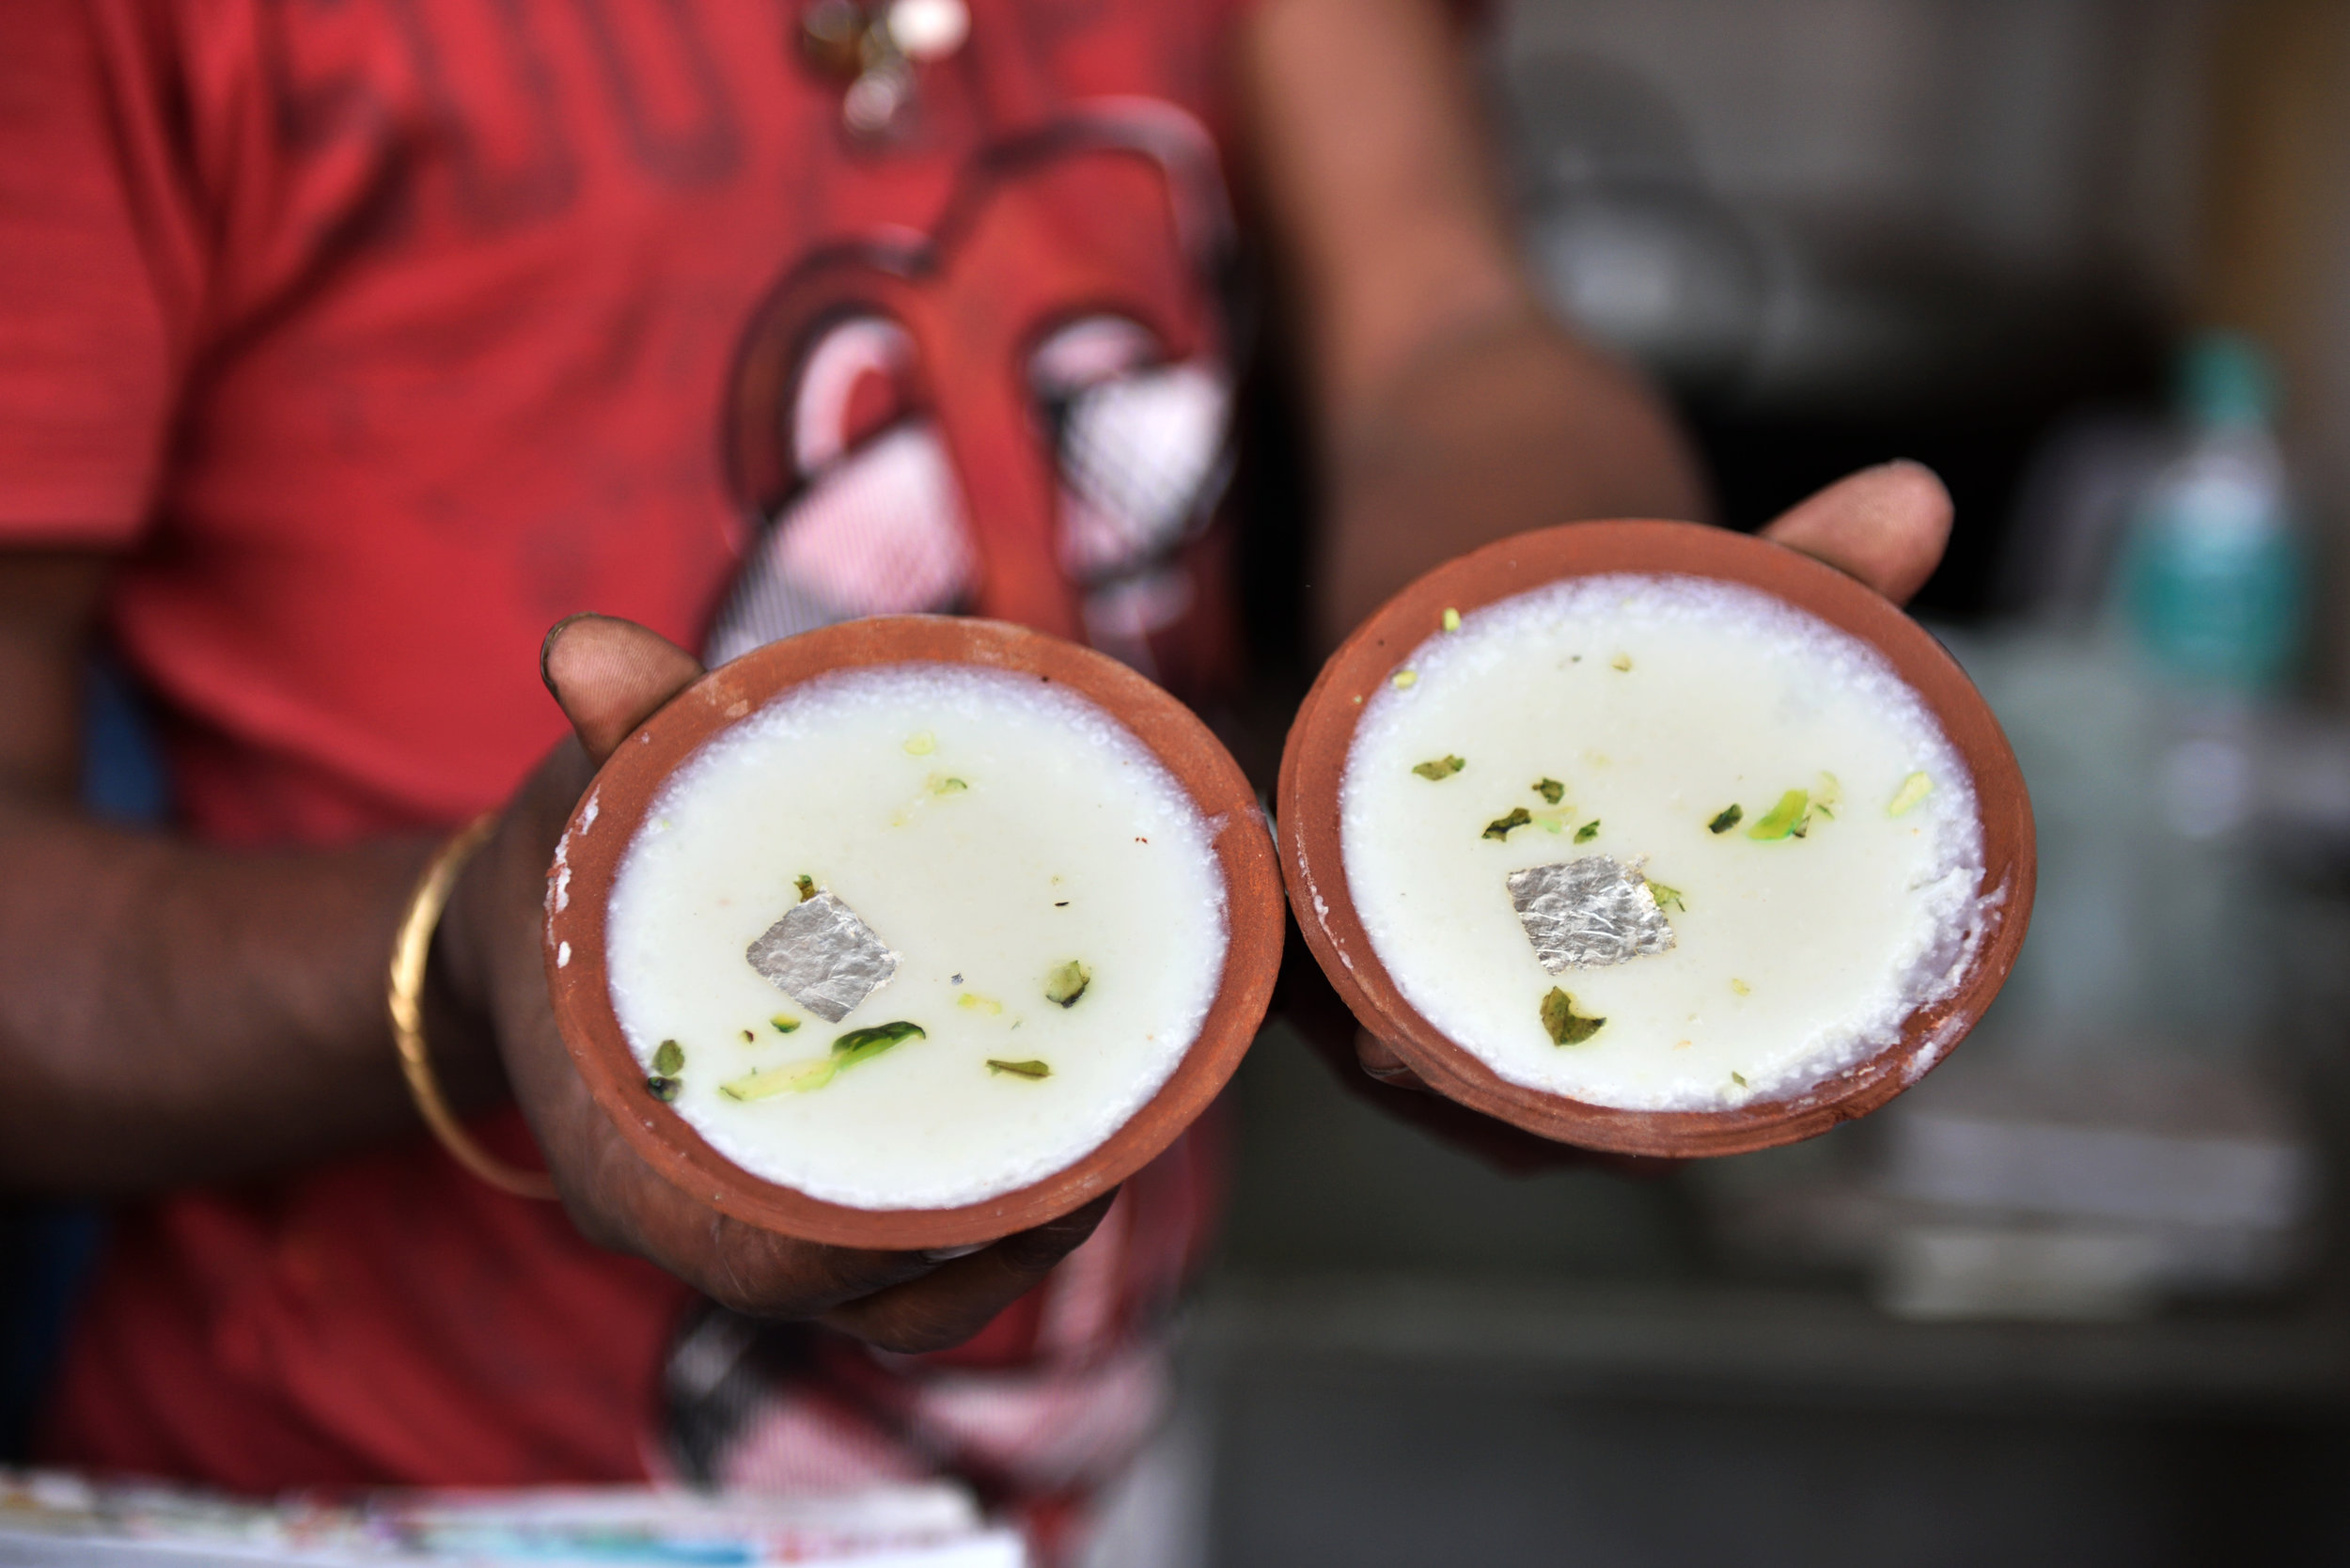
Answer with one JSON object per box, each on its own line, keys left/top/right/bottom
{"left": 5, "top": 0, "right": 1242, "bottom": 1489}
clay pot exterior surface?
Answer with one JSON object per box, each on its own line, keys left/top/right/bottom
{"left": 1278, "top": 521, "right": 2035, "bottom": 1158}
{"left": 545, "top": 615, "right": 1285, "bottom": 1249}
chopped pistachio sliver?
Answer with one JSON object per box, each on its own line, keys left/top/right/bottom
{"left": 1610, "top": 653, "right": 1633, "bottom": 672}
{"left": 1574, "top": 820, "right": 1600, "bottom": 842}
{"left": 1044, "top": 960, "right": 1092, "bottom": 1008}
{"left": 931, "top": 775, "right": 969, "bottom": 794}
{"left": 1746, "top": 790, "right": 1810, "bottom": 840}
{"left": 903, "top": 730, "right": 936, "bottom": 755}
{"left": 831, "top": 1019, "right": 925, "bottom": 1066}
{"left": 719, "top": 1056, "right": 839, "bottom": 1100}
{"left": 770, "top": 1014, "right": 802, "bottom": 1034}
{"left": 794, "top": 874, "right": 817, "bottom": 902}
{"left": 717, "top": 1020, "right": 929, "bottom": 1101}
{"left": 1731, "top": 978, "right": 1751, "bottom": 996}
{"left": 652, "top": 1039, "right": 685, "bottom": 1076}
{"left": 1731, "top": 1072, "right": 1748, "bottom": 1089}
{"left": 646, "top": 1074, "right": 681, "bottom": 1103}
{"left": 1649, "top": 881, "right": 1686, "bottom": 914}
{"left": 1441, "top": 607, "right": 1462, "bottom": 632}
{"left": 1540, "top": 986, "right": 1606, "bottom": 1046}
{"left": 1814, "top": 772, "right": 1842, "bottom": 819}
{"left": 1708, "top": 805, "right": 1744, "bottom": 834}
{"left": 1412, "top": 755, "right": 1466, "bottom": 780}
{"left": 1888, "top": 771, "right": 1933, "bottom": 817}
{"left": 959, "top": 992, "right": 1004, "bottom": 1016}
{"left": 1392, "top": 669, "right": 1418, "bottom": 689}
{"left": 1482, "top": 807, "right": 1533, "bottom": 841}
{"left": 988, "top": 1058, "right": 1052, "bottom": 1080}
{"left": 1533, "top": 777, "right": 1565, "bottom": 806}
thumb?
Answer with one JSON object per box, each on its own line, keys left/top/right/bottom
{"left": 1759, "top": 460, "right": 1952, "bottom": 606}
{"left": 540, "top": 614, "right": 705, "bottom": 766}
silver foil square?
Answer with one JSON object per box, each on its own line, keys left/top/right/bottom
{"left": 1507, "top": 855, "right": 1676, "bottom": 972}
{"left": 745, "top": 891, "right": 900, "bottom": 1022}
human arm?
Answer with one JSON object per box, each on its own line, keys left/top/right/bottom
{"left": 0, "top": 550, "right": 467, "bottom": 1190}
{"left": 1233, "top": 0, "right": 1949, "bottom": 642}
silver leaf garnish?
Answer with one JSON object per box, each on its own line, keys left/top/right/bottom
{"left": 744, "top": 890, "right": 900, "bottom": 1022}
{"left": 1507, "top": 855, "right": 1676, "bottom": 972}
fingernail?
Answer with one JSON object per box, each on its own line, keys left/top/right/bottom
{"left": 539, "top": 613, "right": 603, "bottom": 700}
{"left": 919, "top": 1242, "right": 990, "bottom": 1262}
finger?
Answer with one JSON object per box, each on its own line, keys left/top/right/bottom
{"left": 541, "top": 614, "right": 705, "bottom": 765}
{"left": 817, "top": 1192, "right": 1119, "bottom": 1355}
{"left": 1759, "top": 460, "right": 1951, "bottom": 606}
{"left": 1353, "top": 1027, "right": 1431, "bottom": 1090}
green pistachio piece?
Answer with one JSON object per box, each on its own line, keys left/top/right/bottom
{"left": 1540, "top": 986, "right": 1606, "bottom": 1046}
{"left": 719, "top": 1020, "right": 929, "bottom": 1101}
{"left": 1044, "top": 961, "right": 1092, "bottom": 1008}
{"left": 1574, "top": 820, "right": 1600, "bottom": 842}
{"left": 1412, "top": 755, "right": 1466, "bottom": 780}
{"left": 1746, "top": 790, "right": 1810, "bottom": 840}
{"left": 770, "top": 1014, "right": 801, "bottom": 1034}
{"left": 1482, "top": 807, "right": 1533, "bottom": 841}
{"left": 794, "top": 874, "right": 817, "bottom": 902}
{"left": 987, "top": 1058, "right": 1052, "bottom": 1080}
{"left": 1708, "top": 805, "right": 1743, "bottom": 834}
{"left": 1533, "top": 777, "right": 1565, "bottom": 806}
{"left": 720, "top": 1057, "right": 837, "bottom": 1100}
{"left": 1441, "top": 607, "right": 1462, "bottom": 632}
{"left": 646, "top": 1074, "right": 681, "bottom": 1103}
{"left": 831, "top": 1020, "right": 926, "bottom": 1068}
{"left": 1888, "top": 771, "right": 1933, "bottom": 817}
{"left": 652, "top": 1039, "right": 684, "bottom": 1075}
{"left": 1648, "top": 881, "right": 1686, "bottom": 914}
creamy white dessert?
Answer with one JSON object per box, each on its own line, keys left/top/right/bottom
{"left": 603, "top": 663, "right": 1229, "bottom": 1209}
{"left": 1340, "top": 573, "right": 1986, "bottom": 1111}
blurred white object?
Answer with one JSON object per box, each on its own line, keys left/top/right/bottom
{"left": 1869, "top": 1058, "right": 2317, "bottom": 1321}
{"left": 1879, "top": 1225, "right": 2168, "bottom": 1322}
{"left": 888, "top": 0, "right": 968, "bottom": 60}
{"left": 0, "top": 1471, "right": 1026, "bottom": 1566}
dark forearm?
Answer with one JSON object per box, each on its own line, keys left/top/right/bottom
{"left": 1316, "top": 304, "right": 1706, "bottom": 645}
{"left": 0, "top": 808, "right": 491, "bottom": 1194}
{"left": 1237, "top": 0, "right": 1707, "bottom": 647}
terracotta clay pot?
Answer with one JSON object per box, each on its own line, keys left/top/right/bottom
{"left": 1278, "top": 520, "right": 2035, "bottom": 1158}
{"left": 544, "top": 615, "right": 1285, "bottom": 1249}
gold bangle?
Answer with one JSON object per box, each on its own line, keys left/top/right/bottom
{"left": 387, "top": 811, "right": 559, "bottom": 1200}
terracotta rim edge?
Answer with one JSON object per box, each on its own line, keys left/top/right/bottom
{"left": 544, "top": 615, "right": 1285, "bottom": 1249}
{"left": 1277, "top": 520, "right": 2037, "bottom": 1159}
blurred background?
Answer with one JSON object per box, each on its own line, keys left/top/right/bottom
{"left": 15, "top": 3, "right": 2350, "bottom": 1564}
{"left": 1152, "top": 2, "right": 2350, "bottom": 1563}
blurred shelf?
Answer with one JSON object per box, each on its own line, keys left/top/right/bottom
{"left": 1194, "top": 1273, "right": 2350, "bottom": 1417}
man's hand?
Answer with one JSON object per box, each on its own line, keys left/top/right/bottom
{"left": 438, "top": 615, "right": 1110, "bottom": 1354}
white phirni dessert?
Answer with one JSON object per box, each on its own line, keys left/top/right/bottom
{"left": 1340, "top": 573, "right": 1986, "bottom": 1111}
{"left": 603, "top": 663, "right": 1229, "bottom": 1210}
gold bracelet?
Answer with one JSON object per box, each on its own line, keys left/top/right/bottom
{"left": 386, "top": 811, "right": 559, "bottom": 1200}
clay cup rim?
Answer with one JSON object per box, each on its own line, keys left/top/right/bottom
{"left": 545, "top": 615, "right": 1285, "bottom": 1249}
{"left": 1277, "top": 520, "right": 2035, "bottom": 1158}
